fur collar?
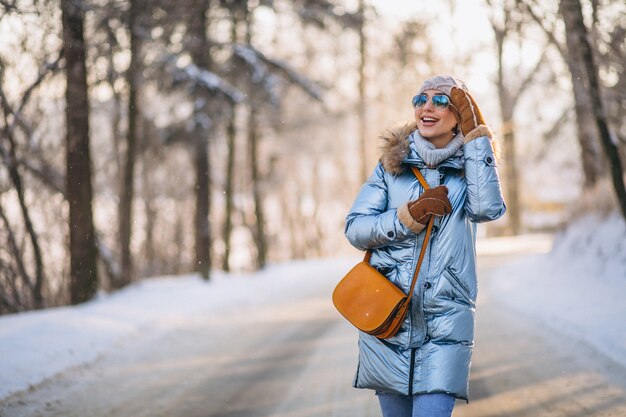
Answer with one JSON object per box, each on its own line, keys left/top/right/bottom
{"left": 380, "top": 121, "right": 417, "bottom": 175}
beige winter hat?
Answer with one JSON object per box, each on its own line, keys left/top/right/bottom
{"left": 416, "top": 75, "right": 468, "bottom": 96}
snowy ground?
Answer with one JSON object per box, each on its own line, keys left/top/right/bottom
{"left": 0, "top": 258, "right": 356, "bottom": 401}
{"left": 1, "top": 212, "right": 625, "bottom": 404}
{"left": 484, "top": 211, "right": 626, "bottom": 368}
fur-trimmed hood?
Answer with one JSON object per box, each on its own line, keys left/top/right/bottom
{"left": 379, "top": 121, "right": 418, "bottom": 175}
{"left": 380, "top": 122, "right": 473, "bottom": 175}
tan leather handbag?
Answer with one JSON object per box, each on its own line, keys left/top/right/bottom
{"left": 332, "top": 167, "right": 434, "bottom": 339}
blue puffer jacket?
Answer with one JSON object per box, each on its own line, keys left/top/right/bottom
{"left": 344, "top": 123, "right": 506, "bottom": 401}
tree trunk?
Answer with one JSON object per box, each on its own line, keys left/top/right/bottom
{"left": 576, "top": 89, "right": 604, "bottom": 187}
{"left": 244, "top": 4, "right": 267, "bottom": 269}
{"left": 189, "top": 0, "right": 211, "bottom": 280}
{"left": 561, "top": 0, "right": 626, "bottom": 219}
{"left": 280, "top": 185, "right": 303, "bottom": 259}
{"left": 494, "top": 27, "right": 522, "bottom": 235}
{"left": 522, "top": 0, "right": 604, "bottom": 188}
{"left": 309, "top": 159, "right": 324, "bottom": 257}
{"left": 500, "top": 119, "right": 521, "bottom": 235}
{"left": 357, "top": 0, "right": 368, "bottom": 183}
{"left": 61, "top": 0, "right": 98, "bottom": 304}
{"left": 248, "top": 108, "right": 267, "bottom": 269}
{"left": 563, "top": 38, "right": 603, "bottom": 188}
{"left": 222, "top": 10, "right": 240, "bottom": 272}
{"left": 222, "top": 110, "right": 236, "bottom": 271}
{"left": 116, "top": 0, "right": 142, "bottom": 289}
{"left": 194, "top": 134, "right": 211, "bottom": 279}
{"left": 174, "top": 213, "right": 184, "bottom": 274}
{"left": 142, "top": 149, "right": 156, "bottom": 278}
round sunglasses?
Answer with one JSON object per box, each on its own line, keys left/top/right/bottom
{"left": 411, "top": 94, "right": 451, "bottom": 111}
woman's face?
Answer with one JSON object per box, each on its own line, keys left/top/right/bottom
{"left": 414, "top": 89, "right": 458, "bottom": 147}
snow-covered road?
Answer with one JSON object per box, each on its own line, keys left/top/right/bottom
{"left": 1, "top": 260, "right": 380, "bottom": 417}
{"left": 3, "top": 301, "right": 377, "bottom": 417}
{"left": 2, "top": 230, "right": 626, "bottom": 416}
{"left": 455, "top": 253, "right": 626, "bottom": 417}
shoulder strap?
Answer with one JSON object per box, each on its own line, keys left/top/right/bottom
{"left": 410, "top": 166, "right": 430, "bottom": 190}
{"left": 404, "top": 167, "right": 434, "bottom": 303}
{"left": 363, "top": 167, "right": 434, "bottom": 301}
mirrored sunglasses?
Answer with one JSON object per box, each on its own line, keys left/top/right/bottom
{"left": 411, "top": 94, "right": 450, "bottom": 111}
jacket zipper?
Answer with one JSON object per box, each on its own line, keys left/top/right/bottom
{"left": 408, "top": 348, "right": 416, "bottom": 395}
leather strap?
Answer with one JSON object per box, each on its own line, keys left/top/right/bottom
{"left": 410, "top": 166, "right": 431, "bottom": 190}
{"left": 363, "top": 167, "right": 434, "bottom": 305}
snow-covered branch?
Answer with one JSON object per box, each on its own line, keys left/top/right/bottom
{"left": 262, "top": 54, "right": 324, "bottom": 103}
{"left": 292, "top": 0, "right": 363, "bottom": 30}
{"left": 232, "top": 45, "right": 282, "bottom": 105}
{"left": 233, "top": 44, "right": 324, "bottom": 103}
{"left": 164, "top": 55, "right": 245, "bottom": 104}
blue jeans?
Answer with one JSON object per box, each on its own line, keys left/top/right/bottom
{"left": 376, "top": 391, "right": 455, "bottom": 417}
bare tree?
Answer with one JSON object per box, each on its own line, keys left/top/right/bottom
{"left": 522, "top": 0, "right": 604, "bottom": 188}
{"left": 61, "top": 0, "right": 98, "bottom": 303}
{"left": 220, "top": 0, "right": 245, "bottom": 272}
{"left": 484, "top": 0, "right": 549, "bottom": 235}
{"left": 232, "top": 0, "right": 328, "bottom": 269}
{"left": 0, "top": 57, "right": 122, "bottom": 305}
{"left": 116, "top": 0, "right": 144, "bottom": 288}
{"left": 357, "top": 0, "right": 367, "bottom": 182}
{"left": 238, "top": 3, "right": 269, "bottom": 269}
{"left": 561, "top": 0, "right": 626, "bottom": 220}
{"left": 0, "top": 52, "right": 60, "bottom": 309}
{"left": 187, "top": 0, "right": 213, "bottom": 280}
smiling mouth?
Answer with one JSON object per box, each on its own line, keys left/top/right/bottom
{"left": 421, "top": 117, "right": 439, "bottom": 125}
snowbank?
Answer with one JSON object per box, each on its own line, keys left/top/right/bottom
{"left": 486, "top": 212, "right": 626, "bottom": 368}
{"left": 0, "top": 258, "right": 355, "bottom": 401}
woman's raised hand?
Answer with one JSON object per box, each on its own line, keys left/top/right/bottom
{"left": 449, "top": 87, "right": 493, "bottom": 143}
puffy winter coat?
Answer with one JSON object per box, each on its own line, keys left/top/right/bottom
{"left": 344, "top": 123, "right": 506, "bottom": 401}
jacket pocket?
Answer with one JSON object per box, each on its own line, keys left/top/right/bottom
{"left": 443, "top": 266, "right": 474, "bottom": 306}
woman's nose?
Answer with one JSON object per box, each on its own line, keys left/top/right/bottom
{"left": 422, "top": 98, "right": 435, "bottom": 111}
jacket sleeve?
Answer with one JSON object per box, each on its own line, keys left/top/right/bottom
{"left": 463, "top": 136, "right": 507, "bottom": 222}
{"left": 344, "top": 163, "right": 414, "bottom": 251}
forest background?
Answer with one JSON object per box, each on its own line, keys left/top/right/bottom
{"left": 0, "top": 0, "right": 624, "bottom": 313}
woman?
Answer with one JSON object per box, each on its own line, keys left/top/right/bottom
{"left": 344, "top": 75, "right": 506, "bottom": 417}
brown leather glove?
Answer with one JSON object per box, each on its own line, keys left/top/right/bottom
{"left": 450, "top": 86, "right": 493, "bottom": 143}
{"left": 397, "top": 185, "right": 452, "bottom": 234}
{"left": 408, "top": 185, "right": 452, "bottom": 225}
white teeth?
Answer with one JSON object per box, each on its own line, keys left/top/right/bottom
{"left": 422, "top": 117, "right": 437, "bottom": 122}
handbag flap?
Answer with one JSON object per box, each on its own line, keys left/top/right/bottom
{"left": 332, "top": 262, "right": 407, "bottom": 332}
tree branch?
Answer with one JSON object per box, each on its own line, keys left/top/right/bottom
{"left": 520, "top": 0, "right": 567, "bottom": 58}
{"left": 0, "top": 202, "right": 35, "bottom": 295}
{"left": 534, "top": 105, "right": 573, "bottom": 162}
{"left": 15, "top": 49, "right": 64, "bottom": 117}
{"left": 511, "top": 47, "right": 549, "bottom": 109}
{"left": 0, "top": 51, "right": 63, "bottom": 147}
{"left": 0, "top": 0, "right": 17, "bottom": 14}
{"left": 234, "top": 44, "right": 324, "bottom": 102}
